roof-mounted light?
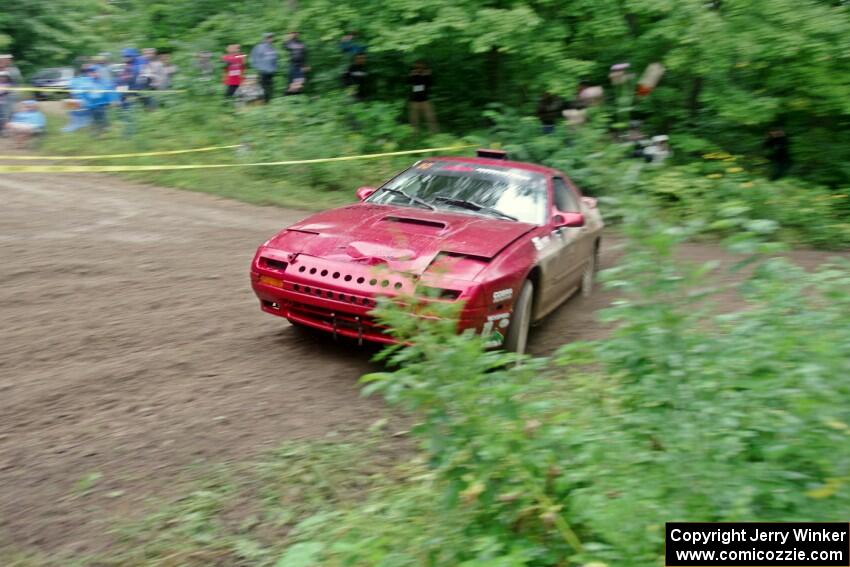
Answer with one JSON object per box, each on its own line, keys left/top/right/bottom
{"left": 476, "top": 148, "right": 508, "bottom": 160}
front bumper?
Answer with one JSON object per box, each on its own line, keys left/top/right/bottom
{"left": 250, "top": 253, "right": 487, "bottom": 345}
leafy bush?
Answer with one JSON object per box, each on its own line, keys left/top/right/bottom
{"left": 638, "top": 163, "right": 850, "bottom": 249}
{"left": 280, "top": 210, "right": 850, "bottom": 566}
{"left": 43, "top": 209, "right": 847, "bottom": 566}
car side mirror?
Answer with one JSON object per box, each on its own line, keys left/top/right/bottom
{"left": 552, "top": 212, "right": 585, "bottom": 228}
{"left": 356, "top": 186, "right": 376, "bottom": 201}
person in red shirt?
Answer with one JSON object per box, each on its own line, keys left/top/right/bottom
{"left": 221, "top": 44, "right": 246, "bottom": 97}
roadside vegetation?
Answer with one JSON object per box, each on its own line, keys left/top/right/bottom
{"left": 5, "top": 1, "right": 849, "bottom": 564}
{"left": 8, "top": 0, "right": 842, "bottom": 248}
{"left": 40, "top": 93, "right": 850, "bottom": 249}
{"left": 12, "top": 206, "right": 846, "bottom": 567}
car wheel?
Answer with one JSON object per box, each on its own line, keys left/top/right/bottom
{"left": 504, "top": 280, "right": 533, "bottom": 355}
{"left": 580, "top": 247, "right": 597, "bottom": 298}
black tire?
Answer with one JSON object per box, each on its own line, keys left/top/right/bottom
{"left": 504, "top": 280, "right": 534, "bottom": 354}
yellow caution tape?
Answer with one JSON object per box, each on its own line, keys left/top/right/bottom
{"left": 0, "top": 145, "right": 241, "bottom": 160}
{"left": 0, "top": 145, "right": 476, "bottom": 173}
{"left": 2, "top": 86, "right": 185, "bottom": 94}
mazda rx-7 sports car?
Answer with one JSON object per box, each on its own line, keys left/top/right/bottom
{"left": 250, "top": 150, "right": 603, "bottom": 354}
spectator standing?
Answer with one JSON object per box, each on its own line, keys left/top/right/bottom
{"left": 0, "top": 74, "right": 12, "bottom": 134}
{"left": 250, "top": 33, "right": 278, "bottom": 103}
{"left": 0, "top": 55, "right": 23, "bottom": 85}
{"left": 81, "top": 66, "right": 113, "bottom": 134}
{"left": 764, "top": 129, "right": 791, "bottom": 180}
{"left": 608, "top": 62, "right": 635, "bottom": 123}
{"left": 116, "top": 49, "right": 143, "bottom": 137}
{"left": 339, "top": 32, "right": 366, "bottom": 58}
{"left": 0, "top": 55, "right": 22, "bottom": 121}
{"left": 576, "top": 81, "right": 604, "bottom": 107}
{"left": 139, "top": 48, "right": 166, "bottom": 109}
{"left": 222, "top": 44, "right": 246, "bottom": 97}
{"left": 63, "top": 66, "right": 94, "bottom": 132}
{"left": 284, "top": 31, "right": 308, "bottom": 93}
{"left": 342, "top": 53, "right": 370, "bottom": 101}
{"left": 536, "top": 93, "right": 563, "bottom": 134}
{"left": 160, "top": 53, "right": 178, "bottom": 89}
{"left": 3, "top": 100, "right": 46, "bottom": 148}
{"left": 195, "top": 51, "right": 214, "bottom": 82}
{"left": 119, "top": 48, "right": 143, "bottom": 89}
{"left": 408, "top": 60, "right": 437, "bottom": 133}
{"left": 92, "top": 53, "right": 114, "bottom": 86}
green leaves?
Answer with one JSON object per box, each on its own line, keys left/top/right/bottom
{"left": 0, "top": 0, "right": 105, "bottom": 70}
{"left": 276, "top": 541, "right": 325, "bottom": 567}
{"left": 320, "top": 210, "right": 850, "bottom": 566}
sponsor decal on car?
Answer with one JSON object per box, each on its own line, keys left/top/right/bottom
{"left": 484, "top": 331, "right": 505, "bottom": 348}
{"left": 481, "top": 312, "right": 510, "bottom": 347}
{"left": 492, "top": 288, "right": 513, "bottom": 302}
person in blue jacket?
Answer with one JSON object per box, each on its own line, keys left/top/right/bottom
{"left": 64, "top": 65, "right": 115, "bottom": 134}
{"left": 339, "top": 32, "right": 366, "bottom": 58}
{"left": 62, "top": 66, "right": 94, "bottom": 132}
{"left": 4, "top": 100, "right": 46, "bottom": 147}
{"left": 120, "top": 48, "right": 144, "bottom": 89}
{"left": 80, "top": 66, "right": 115, "bottom": 133}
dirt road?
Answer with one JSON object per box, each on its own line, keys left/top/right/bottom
{"left": 0, "top": 160, "right": 618, "bottom": 556}
{"left": 0, "top": 160, "right": 842, "bottom": 557}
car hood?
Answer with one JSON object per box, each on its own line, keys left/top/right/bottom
{"left": 266, "top": 203, "right": 535, "bottom": 275}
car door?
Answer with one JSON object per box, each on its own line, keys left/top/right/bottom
{"left": 534, "top": 177, "right": 577, "bottom": 316}
{"left": 564, "top": 177, "right": 596, "bottom": 266}
{"left": 550, "top": 177, "right": 585, "bottom": 295}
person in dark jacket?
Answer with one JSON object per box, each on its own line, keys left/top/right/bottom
{"left": 342, "top": 53, "right": 370, "bottom": 101}
{"left": 408, "top": 60, "right": 437, "bottom": 133}
{"left": 284, "top": 31, "right": 308, "bottom": 92}
{"left": 536, "top": 93, "right": 564, "bottom": 134}
{"left": 764, "top": 129, "right": 791, "bottom": 180}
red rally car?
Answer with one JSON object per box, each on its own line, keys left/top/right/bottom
{"left": 250, "top": 150, "right": 603, "bottom": 354}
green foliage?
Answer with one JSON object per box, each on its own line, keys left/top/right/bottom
{"left": 14, "top": 0, "right": 850, "bottom": 184}
{"left": 59, "top": 437, "right": 409, "bottom": 566}
{"left": 25, "top": 0, "right": 850, "bottom": 247}
{"left": 284, "top": 212, "right": 849, "bottom": 565}
{"left": 20, "top": 210, "right": 847, "bottom": 566}
{"left": 0, "top": 0, "right": 106, "bottom": 70}
{"left": 638, "top": 161, "right": 850, "bottom": 249}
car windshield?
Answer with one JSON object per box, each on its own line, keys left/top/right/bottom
{"left": 368, "top": 161, "right": 548, "bottom": 225}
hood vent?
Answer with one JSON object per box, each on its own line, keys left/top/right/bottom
{"left": 381, "top": 216, "right": 446, "bottom": 229}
